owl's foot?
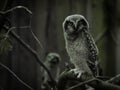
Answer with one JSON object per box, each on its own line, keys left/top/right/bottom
{"left": 70, "top": 69, "right": 84, "bottom": 79}
{"left": 70, "top": 69, "right": 93, "bottom": 81}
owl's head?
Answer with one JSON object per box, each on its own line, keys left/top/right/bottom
{"left": 46, "top": 53, "right": 61, "bottom": 65}
{"left": 63, "top": 14, "right": 89, "bottom": 40}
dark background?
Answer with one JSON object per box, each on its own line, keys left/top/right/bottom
{"left": 0, "top": 0, "right": 120, "bottom": 90}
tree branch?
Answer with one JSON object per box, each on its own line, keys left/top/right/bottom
{"left": 66, "top": 78, "right": 120, "bottom": 90}
{"left": 2, "top": 6, "right": 32, "bottom": 14}
{"left": 3, "top": 26, "right": 57, "bottom": 87}
{"left": 0, "top": 5, "right": 43, "bottom": 50}
{"left": 0, "top": 62, "right": 33, "bottom": 90}
{"left": 0, "top": 5, "right": 57, "bottom": 88}
{"left": 107, "top": 74, "right": 120, "bottom": 85}
{"left": 58, "top": 70, "right": 120, "bottom": 90}
{"left": 2, "top": 6, "right": 44, "bottom": 49}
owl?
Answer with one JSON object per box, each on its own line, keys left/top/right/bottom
{"left": 63, "top": 14, "right": 100, "bottom": 78}
{"left": 41, "top": 52, "right": 61, "bottom": 90}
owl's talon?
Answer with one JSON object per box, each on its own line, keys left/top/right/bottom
{"left": 70, "top": 69, "right": 84, "bottom": 79}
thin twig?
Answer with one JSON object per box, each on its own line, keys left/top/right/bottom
{"left": 4, "top": 6, "right": 32, "bottom": 14}
{"left": 0, "top": 62, "right": 34, "bottom": 90}
{"left": 4, "top": 26, "right": 44, "bottom": 49}
{"left": 30, "top": 28, "right": 44, "bottom": 49}
{"left": 28, "top": 11, "right": 44, "bottom": 49}
{"left": 5, "top": 26, "right": 30, "bottom": 38}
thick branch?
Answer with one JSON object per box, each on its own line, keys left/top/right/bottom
{"left": 58, "top": 70, "right": 120, "bottom": 90}
{"left": 107, "top": 74, "right": 120, "bottom": 85}
{"left": 67, "top": 78, "right": 120, "bottom": 90}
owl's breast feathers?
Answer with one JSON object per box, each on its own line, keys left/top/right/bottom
{"left": 65, "top": 33, "right": 93, "bottom": 74}
{"left": 66, "top": 31, "right": 100, "bottom": 76}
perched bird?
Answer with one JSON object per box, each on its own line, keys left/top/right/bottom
{"left": 41, "top": 52, "right": 61, "bottom": 90}
{"left": 63, "top": 14, "right": 100, "bottom": 79}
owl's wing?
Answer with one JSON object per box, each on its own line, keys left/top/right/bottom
{"left": 86, "top": 32, "right": 101, "bottom": 76}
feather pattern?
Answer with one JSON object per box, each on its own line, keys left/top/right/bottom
{"left": 63, "top": 14, "right": 100, "bottom": 77}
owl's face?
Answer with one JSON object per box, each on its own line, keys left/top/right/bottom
{"left": 63, "top": 14, "right": 89, "bottom": 40}
{"left": 47, "top": 53, "right": 60, "bottom": 64}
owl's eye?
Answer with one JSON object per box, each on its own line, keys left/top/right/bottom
{"left": 77, "top": 19, "right": 87, "bottom": 31}
{"left": 65, "top": 21, "right": 75, "bottom": 34}
{"left": 50, "top": 57, "right": 59, "bottom": 64}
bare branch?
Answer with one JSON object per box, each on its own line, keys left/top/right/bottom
{"left": 3, "top": 26, "right": 57, "bottom": 87}
{"left": 0, "top": 5, "right": 56, "bottom": 88}
{"left": 4, "top": 6, "right": 32, "bottom": 14}
{"left": 28, "top": 10, "right": 44, "bottom": 49}
{"left": 58, "top": 70, "right": 120, "bottom": 90}
{"left": 3, "top": 5, "right": 44, "bottom": 49}
{"left": 0, "top": 62, "right": 34, "bottom": 90}
{"left": 0, "top": 5, "right": 44, "bottom": 49}
{"left": 4, "top": 27, "right": 44, "bottom": 50}
{"left": 30, "top": 28, "right": 44, "bottom": 49}
{"left": 4, "top": 26, "right": 30, "bottom": 39}
{"left": 107, "top": 74, "right": 120, "bottom": 84}
{"left": 66, "top": 78, "right": 120, "bottom": 90}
